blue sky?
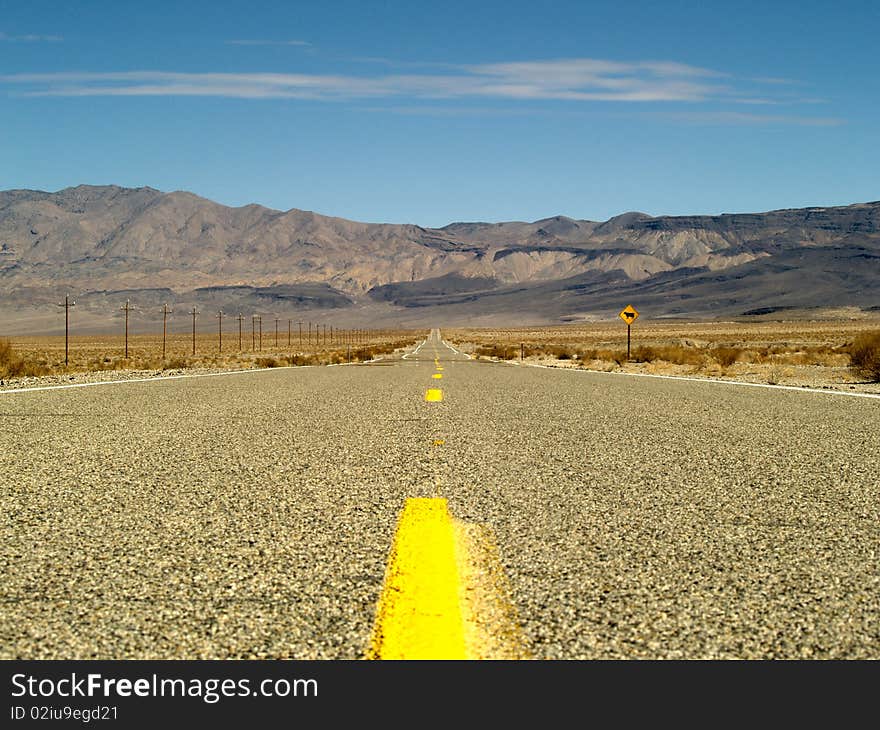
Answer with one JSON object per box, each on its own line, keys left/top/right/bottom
{"left": 1, "top": 0, "right": 877, "bottom": 226}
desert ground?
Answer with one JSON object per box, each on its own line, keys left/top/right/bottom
{"left": 0, "top": 328, "right": 421, "bottom": 389}
{"left": 445, "top": 318, "right": 880, "bottom": 396}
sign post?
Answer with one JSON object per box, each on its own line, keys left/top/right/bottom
{"left": 619, "top": 304, "right": 639, "bottom": 360}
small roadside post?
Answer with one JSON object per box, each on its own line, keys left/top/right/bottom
{"left": 619, "top": 304, "right": 639, "bottom": 360}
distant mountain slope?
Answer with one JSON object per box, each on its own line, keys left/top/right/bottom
{"left": 0, "top": 185, "right": 878, "bottom": 333}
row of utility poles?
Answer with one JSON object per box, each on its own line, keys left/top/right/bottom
{"left": 56, "top": 295, "right": 376, "bottom": 362}
{"left": 192, "top": 312, "right": 372, "bottom": 355}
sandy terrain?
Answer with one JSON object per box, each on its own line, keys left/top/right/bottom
{"left": 0, "top": 330, "right": 421, "bottom": 389}
{"left": 446, "top": 319, "right": 880, "bottom": 396}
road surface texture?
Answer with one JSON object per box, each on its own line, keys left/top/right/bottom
{"left": 2, "top": 330, "right": 878, "bottom": 659}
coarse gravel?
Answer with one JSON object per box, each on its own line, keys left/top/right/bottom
{"left": 1, "top": 331, "right": 878, "bottom": 659}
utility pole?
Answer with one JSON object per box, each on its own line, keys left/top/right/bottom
{"left": 274, "top": 317, "right": 280, "bottom": 349}
{"left": 298, "top": 320, "right": 303, "bottom": 346}
{"left": 161, "top": 303, "right": 173, "bottom": 360}
{"left": 252, "top": 315, "right": 257, "bottom": 351}
{"left": 258, "top": 316, "right": 263, "bottom": 351}
{"left": 236, "top": 313, "right": 244, "bottom": 352}
{"left": 216, "top": 310, "right": 225, "bottom": 353}
{"left": 287, "top": 319, "right": 292, "bottom": 348}
{"left": 322, "top": 324, "right": 327, "bottom": 345}
{"left": 190, "top": 307, "right": 199, "bottom": 355}
{"left": 330, "top": 325, "right": 333, "bottom": 344}
{"left": 308, "top": 321, "right": 312, "bottom": 346}
{"left": 57, "top": 294, "right": 75, "bottom": 366}
{"left": 120, "top": 299, "right": 135, "bottom": 359}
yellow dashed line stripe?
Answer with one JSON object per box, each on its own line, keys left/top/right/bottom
{"left": 432, "top": 373, "right": 443, "bottom": 379}
{"left": 367, "top": 498, "right": 528, "bottom": 660}
{"left": 425, "top": 388, "right": 443, "bottom": 402}
{"left": 367, "top": 498, "right": 466, "bottom": 659}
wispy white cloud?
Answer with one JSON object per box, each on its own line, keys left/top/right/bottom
{"left": 0, "top": 31, "right": 62, "bottom": 42}
{"left": 0, "top": 58, "right": 830, "bottom": 125}
{"left": 0, "top": 58, "right": 733, "bottom": 102}
{"left": 226, "top": 39, "right": 310, "bottom": 46}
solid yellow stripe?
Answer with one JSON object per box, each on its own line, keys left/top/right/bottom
{"left": 367, "top": 498, "right": 466, "bottom": 659}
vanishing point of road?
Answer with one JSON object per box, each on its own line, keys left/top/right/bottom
{"left": 2, "top": 330, "right": 878, "bottom": 659}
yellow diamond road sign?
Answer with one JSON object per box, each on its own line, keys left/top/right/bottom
{"left": 619, "top": 304, "right": 639, "bottom": 324}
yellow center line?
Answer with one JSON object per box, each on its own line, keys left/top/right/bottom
{"left": 425, "top": 388, "right": 443, "bottom": 402}
{"left": 432, "top": 373, "right": 443, "bottom": 379}
{"left": 367, "top": 498, "right": 466, "bottom": 659}
{"left": 367, "top": 498, "right": 529, "bottom": 660}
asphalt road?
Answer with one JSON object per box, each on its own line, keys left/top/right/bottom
{"left": 2, "top": 329, "right": 878, "bottom": 659}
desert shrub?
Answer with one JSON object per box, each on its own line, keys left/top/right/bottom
{"left": 163, "top": 356, "right": 188, "bottom": 370}
{"left": 577, "top": 348, "right": 598, "bottom": 361}
{"left": 788, "top": 346, "right": 847, "bottom": 367}
{"left": 848, "top": 331, "right": 880, "bottom": 381}
{"left": 255, "top": 356, "right": 279, "bottom": 368}
{"left": 0, "top": 338, "right": 23, "bottom": 376}
{"left": 626, "top": 344, "right": 703, "bottom": 365}
{"left": 578, "top": 348, "right": 626, "bottom": 365}
{"left": 713, "top": 347, "right": 743, "bottom": 367}
{"left": 286, "top": 353, "right": 316, "bottom": 366}
{"left": 0, "top": 339, "right": 48, "bottom": 377}
{"left": 657, "top": 345, "right": 704, "bottom": 366}
{"left": 630, "top": 345, "right": 658, "bottom": 362}
{"left": 474, "top": 344, "right": 517, "bottom": 360}
{"left": 544, "top": 344, "right": 577, "bottom": 360}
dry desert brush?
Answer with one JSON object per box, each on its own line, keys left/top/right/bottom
{"left": 848, "top": 331, "right": 880, "bottom": 381}
{"left": 0, "top": 339, "right": 48, "bottom": 378}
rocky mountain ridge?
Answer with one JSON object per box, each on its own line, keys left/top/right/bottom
{"left": 1, "top": 185, "right": 878, "bottom": 333}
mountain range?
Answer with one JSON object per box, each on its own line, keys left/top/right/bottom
{"left": 1, "top": 184, "right": 878, "bottom": 334}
